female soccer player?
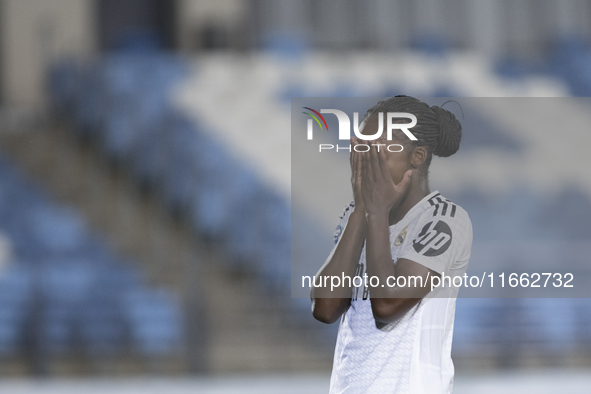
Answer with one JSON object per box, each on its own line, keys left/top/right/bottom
{"left": 311, "top": 96, "right": 473, "bottom": 394}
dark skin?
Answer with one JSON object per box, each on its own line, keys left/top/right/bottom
{"left": 311, "top": 117, "right": 441, "bottom": 324}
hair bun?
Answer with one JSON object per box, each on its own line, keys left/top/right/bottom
{"left": 430, "top": 105, "right": 462, "bottom": 157}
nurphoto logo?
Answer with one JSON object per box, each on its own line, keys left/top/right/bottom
{"left": 302, "top": 107, "right": 418, "bottom": 153}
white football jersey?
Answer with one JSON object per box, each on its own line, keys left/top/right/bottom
{"left": 328, "top": 190, "right": 473, "bottom": 394}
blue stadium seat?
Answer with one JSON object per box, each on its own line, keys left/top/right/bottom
{"left": 0, "top": 266, "right": 33, "bottom": 355}
{"left": 494, "top": 58, "right": 528, "bottom": 80}
{"left": 79, "top": 285, "right": 126, "bottom": 355}
{"left": 124, "top": 288, "right": 183, "bottom": 356}
{"left": 129, "top": 123, "right": 168, "bottom": 187}
{"left": 411, "top": 34, "right": 448, "bottom": 57}
{"left": 72, "top": 63, "right": 105, "bottom": 139}
{"left": 0, "top": 303, "right": 23, "bottom": 355}
{"left": 185, "top": 136, "right": 238, "bottom": 238}
{"left": 26, "top": 204, "right": 89, "bottom": 254}
{"left": 48, "top": 59, "right": 80, "bottom": 115}
{"left": 547, "top": 37, "right": 591, "bottom": 96}
{"left": 112, "top": 29, "right": 164, "bottom": 53}
{"left": 160, "top": 116, "right": 206, "bottom": 212}
{"left": 262, "top": 32, "right": 308, "bottom": 60}
{"left": 102, "top": 103, "right": 139, "bottom": 162}
{"left": 0, "top": 150, "right": 186, "bottom": 357}
{"left": 223, "top": 171, "right": 267, "bottom": 264}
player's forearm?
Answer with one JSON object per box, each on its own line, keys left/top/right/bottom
{"left": 311, "top": 209, "right": 366, "bottom": 323}
{"left": 365, "top": 212, "right": 397, "bottom": 299}
{"left": 311, "top": 210, "right": 367, "bottom": 299}
{"left": 365, "top": 213, "right": 423, "bottom": 322}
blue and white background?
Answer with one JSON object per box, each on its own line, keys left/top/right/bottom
{"left": 1, "top": 0, "right": 591, "bottom": 392}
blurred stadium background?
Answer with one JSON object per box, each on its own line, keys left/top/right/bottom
{"left": 0, "top": 0, "right": 590, "bottom": 392}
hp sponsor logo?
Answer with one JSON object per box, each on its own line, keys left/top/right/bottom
{"left": 412, "top": 220, "right": 452, "bottom": 257}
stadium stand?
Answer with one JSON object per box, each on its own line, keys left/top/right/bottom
{"left": 0, "top": 153, "right": 183, "bottom": 361}
{"left": 46, "top": 41, "right": 591, "bottom": 370}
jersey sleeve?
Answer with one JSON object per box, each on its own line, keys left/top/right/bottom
{"left": 398, "top": 203, "right": 473, "bottom": 275}
{"left": 323, "top": 201, "right": 356, "bottom": 266}
{"left": 333, "top": 201, "right": 355, "bottom": 245}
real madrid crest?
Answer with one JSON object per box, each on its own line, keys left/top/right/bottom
{"left": 394, "top": 226, "right": 408, "bottom": 246}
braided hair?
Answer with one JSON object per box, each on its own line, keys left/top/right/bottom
{"left": 364, "top": 95, "right": 462, "bottom": 169}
